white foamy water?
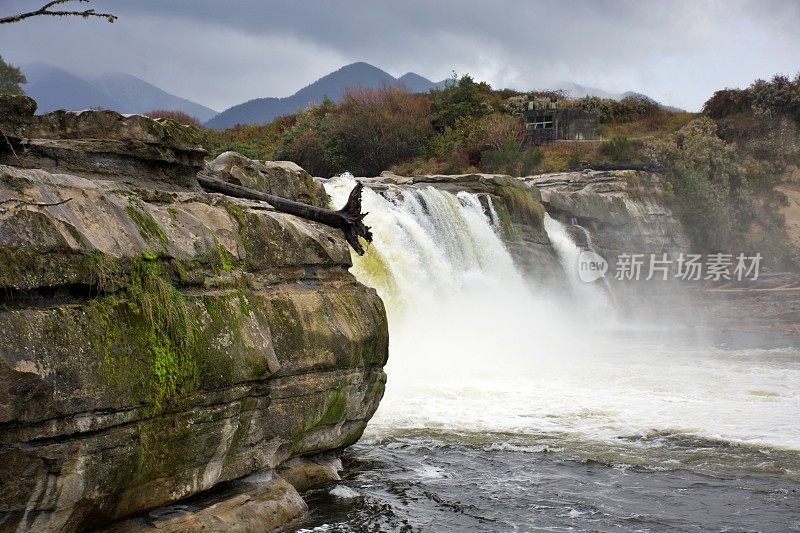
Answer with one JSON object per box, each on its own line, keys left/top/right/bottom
{"left": 324, "top": 175, "right": 800, "bottom": 453}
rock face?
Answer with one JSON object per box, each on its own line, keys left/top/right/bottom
{"left": 0, "top": 98, "right": 388, "bottom": 532}
{"left": 204, "top": 152, "right": 328, "bottom": 208}
{"left": 524, "top": 170, "right": 691, "bottom": 259}
{"left": 362, "top": 171, "right": 563, "bottom": 281}
{"left": 0, "top": 95, "right": 206, "bottom": 189}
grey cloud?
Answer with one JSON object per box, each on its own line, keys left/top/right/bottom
{"left": 1, "top": 0, "right": 798, "bottom": 111}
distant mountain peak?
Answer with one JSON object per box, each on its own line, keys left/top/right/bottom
{"left": 205, "top": 62, "right": 446, "bottom": 129}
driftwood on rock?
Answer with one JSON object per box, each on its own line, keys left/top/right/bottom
{"left": 196, "top": 173, "right": 373, "bottom": 255}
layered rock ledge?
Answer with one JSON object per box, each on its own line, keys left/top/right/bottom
{"left": 523, "top": 170, "right": 691, "bottom": 258}
{"left": 0, "top": 98, "right": 388, "bottom": 531}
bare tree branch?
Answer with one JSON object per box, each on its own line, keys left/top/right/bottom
{"left": 0, "top": 0, "right": 116, "bottom": 25}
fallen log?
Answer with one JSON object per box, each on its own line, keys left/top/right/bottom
{"left": 196, "top": 173, "right": 373, "bottom": 255}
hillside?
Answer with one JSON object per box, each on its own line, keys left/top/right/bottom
{"left": 21, "top": 64, "right": 218, "bottom": 121}
{"left": 205, "top": 62, "right": 445, "bottom": 129}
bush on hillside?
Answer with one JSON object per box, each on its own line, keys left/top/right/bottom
{"left": 144, "top": 109, "right": 201, "bottom": 126}
{"left": 702, "top": 88, "right": 752, "bottom": 118}
{"left": 324, "top": 86, "right": 433, "bottom": 176}
{"left": 202, "top": 116, "right": 297, "bottom": 160}
{"left": 575, "top": 94, "right": 663, "bottom": 123}
{"left": 599, "top": 136, "right": 636, "bottom": 163}
{"left": 750, "top": 74, "right": 800, "bottom": 121}
{"left": 702, "top": 74, "right": 800, "bottom": 122}
{"left": 430, "top": 74, "right": 493, "bottom": 132}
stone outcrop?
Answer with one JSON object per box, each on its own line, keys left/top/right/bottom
{"left": 0, "top": 98, "right": 388, "bottom": 532}
{"left": 523, "top": 170, "right": 691, "bottom": 259}
{"left": 360, "top": 171, "right": 563, "bottom": 281}
{"left": 0, "top": 95, "right": 206, "bottom": 189}
{"left": 204, "top": 152, "right": 328, "bottom": 208}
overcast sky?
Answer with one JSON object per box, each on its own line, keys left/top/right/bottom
{"left": 1, "top": 0, "right": 798, "bottom": 112}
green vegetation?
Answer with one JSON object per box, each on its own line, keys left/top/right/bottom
{"left": 0, "top": 55, "right": 26, "bottom": 95}
{"left": 704, "top": 74, "right": 800, "bottom": 122}
{"left": 317, "top": 387, "right": 348, "bottom": 426}
{"left": 644, "top": 113, "right": 793, "bottom": 266}
{"left": 198, "top": 74, "right": 694, "bottom": 178}
{"left": 126, "top": 197, "right": 167, "bottom": 245}
{"left": 86, "top": 253, "right": 201, "bottom": 415}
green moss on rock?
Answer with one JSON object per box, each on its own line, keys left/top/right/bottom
{"left": 126, "top": 197, "right": 167, "bottom": 246}
{"left": 317, "top": 387, "right": 348, "bottom": 426}
{"left": 495, "top": 184, "right": 545, "bottom": 229}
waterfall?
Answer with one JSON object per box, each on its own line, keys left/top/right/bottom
{"left": 322, "top": 174, "right": 800, "bottom": 454}
{"left": 543, "top": 213, "right": 614, "bottom": 315}
{"left": 324, "top": 174, "right": 583, "bottom": 381}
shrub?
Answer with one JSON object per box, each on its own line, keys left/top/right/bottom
{"left": 599, "top": 136, "right": 636, "bottom": 162}
{"left": 750, "top": 74, "right": 800, "bottom": 121}
{"left": 672, "top": 169, "right": 734, "bottom": 251}
{"left": 430, "top": 74, "right": 493, "bottom": 132}
{"left": 702, "top": 88, "right": 751, "bottom": 118}
{"left": 273, "top": 99, "right": 339, "bottom": 176}
{"left": 575, "top": 94, "right": 663, "bottom": 123}
{"left": 700, "top": 73, "right": 800, "bottom": 122}
{"left": 645, "top": 118, "right": 744, "bottom": 251}
{"left": 645, "top": 117, "right": 737, "bottom": 187}
{"left": 144, "top": 109, "right": 201, "bottom": 127}
{"left": 481, "top": 142, "right": 542, "bottom": 176}
{"left": 202, "top": 115, "right": 296, "bottom": 160}
{"left": 324, "top": 86, "right": 433, "bottom": 176}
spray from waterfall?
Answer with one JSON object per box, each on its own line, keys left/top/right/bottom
{"left": 324, "top": 175, "right": 599, "bottom": 382}
{"left": 322, "top": 175, "right": 800, "bottom": 451}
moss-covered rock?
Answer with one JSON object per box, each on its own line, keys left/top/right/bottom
{"left": 0, "top": 162, "right": 387, "bottom": 531}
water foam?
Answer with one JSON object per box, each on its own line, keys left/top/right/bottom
{"left": 324, "top": 175, "right": 800, "bottom": 452}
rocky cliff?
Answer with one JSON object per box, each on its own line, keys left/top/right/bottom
{"left": 524, "top": 170, "right": 691, "bottom": 259}
{"left": 0, "top": 97, "right": 388, "bottom": 532}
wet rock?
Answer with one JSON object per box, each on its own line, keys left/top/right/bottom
{"left": 524, "top": 170, "right": 691, "bottom": 258}
{"left": 278, "top": 455, "right": 342, "bottom": 491}
{"left": 102, "top": 477, "right": 306, "bottom": 533}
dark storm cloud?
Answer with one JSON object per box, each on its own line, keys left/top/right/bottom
{"left": 1, "top": 0, "right": 798, "bottom": 111}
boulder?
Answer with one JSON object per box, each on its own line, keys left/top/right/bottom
{"left": 206, "top": 152, "right": 328, "bottom": 207}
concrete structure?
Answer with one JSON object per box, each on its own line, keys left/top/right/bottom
{"left": 523, "top": 101, "right": 598, "bottom": 144}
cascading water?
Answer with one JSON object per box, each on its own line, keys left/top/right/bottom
{"left": 325, "top": 174, "right": 581, "bottom": 381}
{"left": 307, "top": 174, "right": 800, "bottom": 532}
{"left": 543, "top": 213, "right": 614, "bottom": 315}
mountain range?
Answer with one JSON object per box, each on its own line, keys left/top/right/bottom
{"left": 18, "top": 61, "right": 681, "bottom": 129}
{"left": 22, "top": 64, "right": 219, "bottom": 122}
{"left": 204, "top": 62, "right": 447, "bottom": 129}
